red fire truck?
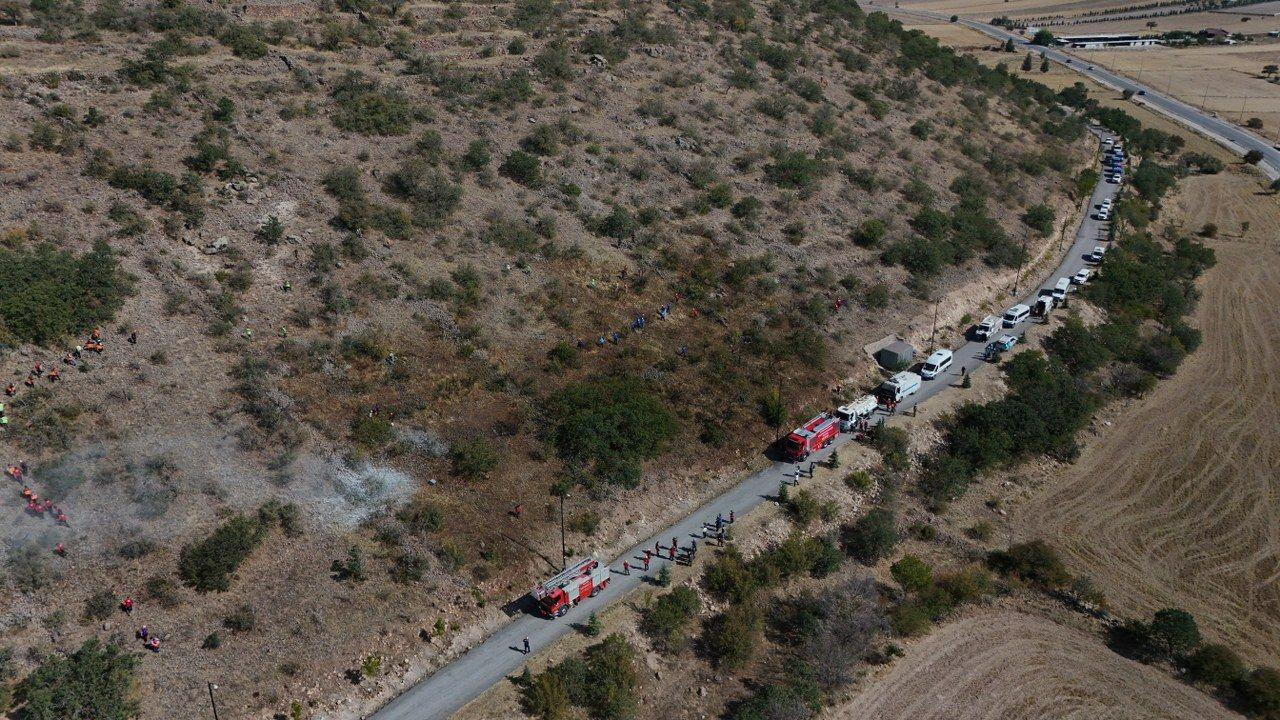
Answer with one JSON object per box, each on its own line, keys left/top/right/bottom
{"left": 781, "top": 413, "right": 839, "bottom": 461}
{"left": 531, "top": 556, "right": 610, "bottom": 618}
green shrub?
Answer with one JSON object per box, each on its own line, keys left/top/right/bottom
{"left": 500, "top": 150, "right": 542, "bottom": 187}
{"left": 83, "top": 589, "right": 117, "bottom": 621}
{"left": 382, "top": 161, "right": 462, "bottom": 228}
{"left": 872, "top": 426, "right": 909, "bottom": 470}
{"left": 218, "top": 23, "right": 268, "bottom": 59}
{"left": 889, "top": 555, "right": 932, "bottom": 591}
{"left": 590, "top": 205, "right": 638, "bottom": 240}
{"left": 703, "top": 546, "right": 758, "bottom": 604}
{"left": 462, "top": 139, "right": 491, "bottom": 169}
{"left": 1021, "top": 204, "right": 1055, "bottom": 236}
{"left": 451, "top": 438, "right": 499, "bottom": 480}
{"left": 177, "top": 514, "right": 267, "bottom": 592}
{"left": 350, "top": 414, "right": 394, "bottom": 448}
{"left": 852, "top": 218, "right": 886, "bottom": 247}
{"left": 0, "top": 240, "right": 128, "bottom": 345}
{"left": 1187, "top": 643, "right": 1244, "bottom": 688}
{"left": 702, "top": 602, "right": 762, "bottom": 668}
{"left": 1236, "top": 667, "right": 1280, "bottom": 717}
{"left": 547, "top": 379, "right": 674, "bottom": 489}
{"left": 526, "top": 634, "right": 638, "bottom": 720}
{"left": 641, "top": 586, "right": 700, "bottom": 654}
{"left": 330, "top": 71, "right": 414, "bottom": 136}
{"left": 19, "top": 639, "right": 139, "bottom": 720}
{"left": 987, "top": 539, "right": 1070, "bottom": 589}
{"left": 764, "top": 150, "right": 824, "bottom": 190}
{"left": 842, "top": 509, "right": 897, "bottom": 564}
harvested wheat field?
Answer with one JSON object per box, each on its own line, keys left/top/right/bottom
{"left": 1010, "top": 171, "right": 1280, "bottom": 665}
{"left": 831, "top": 610, "right": 1242, "bottom": 720}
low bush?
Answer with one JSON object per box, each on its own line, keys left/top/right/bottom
{"left": 330, "top": 71, "right": 414, "bottom": 136}
{"left": 640, "top": 586, "right": 700, "bottom": 654}
{"left": 841, "top": 509, "right": 897, "bottom": 564}
{"left": 987, "top": 539, "right": 1070, "bottom": 589}
{"left": 177, "top": 514, "right": 267, "bottom": 592}
{"left": 18, "top": 639, "right": 138, "bottom": 720}
{"left": 702, "top": 602, "right": 762, "bottom": 669}
{"left": 0, "top": 240, "right": 128, "bottom": 346}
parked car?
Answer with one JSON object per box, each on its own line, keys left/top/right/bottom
{"left": 921, "top": 349, "right": 954, "bottom": 380}
{"left": 1073, "top": 268, "right": 1092, "bottom": 284}
{"left": 1089, "top": 246, "right": 1106, "bottom": 263}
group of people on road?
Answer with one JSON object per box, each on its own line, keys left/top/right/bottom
{"left": 616, "top": 510, "right": 736, "bottom": 575}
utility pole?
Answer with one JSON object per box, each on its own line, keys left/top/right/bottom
{"left": 208, "top": 682, "right": 220, "bottom": 720}
{"left": 559, "top": 493, "right": 568, "bottom": 570}
{"left": 928, "top": 299, "right": 940, "bottom": 353}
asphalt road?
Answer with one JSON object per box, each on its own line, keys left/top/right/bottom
{"left": 368, "top": 133, "right": 1121, "bottom": 720}
{"left": 879, "top": 5, "right": 1280, "bottom": 180}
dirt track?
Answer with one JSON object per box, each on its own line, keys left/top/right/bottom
{"left": 831, "top": 609, "right": 1242, "bottom": 720}
{"left": 1010, "top": 172, "right": 1280, "bottom": 664}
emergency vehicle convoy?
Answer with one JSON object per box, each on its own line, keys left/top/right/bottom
{"left": 781, "top": 413, "right": 839, "bottom": 460}
{"left": 531, "top": 556, "right": 610, "bottom": 618}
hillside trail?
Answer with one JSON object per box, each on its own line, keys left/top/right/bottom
{"left": 1010, "top": 172, "right": 1280, "bottom": 665}
{"left": 828, "top": 609, "right": 1243, "bottom": 720}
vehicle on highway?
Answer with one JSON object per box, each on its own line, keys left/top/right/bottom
{"left": 1073, "top": 268, "right": 1092, "bottom": 284}
{"left": 532, "top": 557, "right": 610, "bottom": 618}
{"left": 1003, "top": 303, "right": 1030, "bottom": 326}
{"left": 877, "top": 371, "right": 921, "bottom": 404}
{"left": 973, "top": 314, "right": 999, "bottom": 340}
{"left": 1137, "top": 90, "right": 1146, "bottom": 96}
{"left": 782, "top": 413, "right": 839, "bottom": 460}
{"left": 1052, "top": 277, "right": 1071, "bottom": 301}
{"left": 921, "top": 349, "right": 953, "bottom": 380}
{"left": 835, "top": 396, "right": 878, "bottom": 431}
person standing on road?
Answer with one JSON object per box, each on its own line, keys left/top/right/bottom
{"left": 642, "top": 554, "right": 650, "bottom": 572}
{"left": 622, "top": 560, "right": 630, "bottom": 575}
{"left": 523, "top": 637, "right": 530, "bottom": 654}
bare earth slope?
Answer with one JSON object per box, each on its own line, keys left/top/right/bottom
{"left": 831, "top": 609, "right": 1244, "bottom": 720}
{"left": 1011, "top": 172, "right": 1280, "bottom": 665}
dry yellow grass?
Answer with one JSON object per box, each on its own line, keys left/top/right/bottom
{"left": 1081, "top": 44, "right": 1280, "bottom": 132}
{"left": 1008, "top": 171, "right": 1280, "bottom": 666}
{"left": 831, "top": 610, "right": 1244, "bottom": 720}
{"left": 896, "top": 17, "right": 1242, "bottom": 160}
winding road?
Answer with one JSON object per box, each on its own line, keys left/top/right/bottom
{"left": 881, "top": 5, "right": 1280, "bottom": 180}
{"left": 368, "top": 129, "right": 1121, "bottom": 720}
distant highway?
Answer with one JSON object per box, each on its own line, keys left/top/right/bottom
{"left": 367, "top": 130, "right": 1121, "bottom": 720}
{"left": 881, "top": 5, "right": 1280, "bottom": 180}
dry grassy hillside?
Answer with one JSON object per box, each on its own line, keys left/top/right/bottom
{"left": 0, "top": 0, "right": 1088, "bottom": 715}
{"left": 831, "top": 609, "right": 1245, "bottom": 720}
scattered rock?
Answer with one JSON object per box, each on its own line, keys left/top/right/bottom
{"left": 203, "top": 236, "right": 229, "bottom": 254}
{"left": 697, "top": 686, "right": 707, "bottom": 697}
{"left": 588, "top": 54, "right": 608, "bottom": 67}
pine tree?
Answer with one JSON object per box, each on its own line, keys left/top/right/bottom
{"left": 1021, "top": 52, "right": 1034, "bottom": 72}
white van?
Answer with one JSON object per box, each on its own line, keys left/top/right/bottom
{"left": 878, "top": 371, "right": 921, "bottom": 403}
{"left": 1003, "top": 303, "right": 1030, "bottom": 327}
{"left": 920, "top": 349, "right": 953, "bottom": 380}
{"left": 1052, "top": 277, "right": 1071, "bottom": 301}
{"left": 973, "top": 314, "right": 999, "bottom": 341}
